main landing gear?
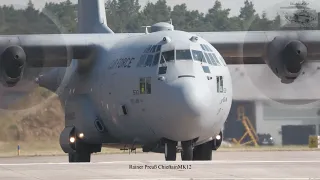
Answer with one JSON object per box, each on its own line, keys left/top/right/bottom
{"left": 164, "top": 139, "right": 212, "bottom": 161}
{"left": 60, "top": 127, "right": 101, "bottom": 163}
{"left": 164, "top": 133, "right": 223, "bottom": 161}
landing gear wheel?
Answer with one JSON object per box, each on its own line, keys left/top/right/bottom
{"left": 69, "top": 151, "right": 91, "bottom": 162}
{"left": 181, "top": 140, "right": 193, "bottom": 161}
{"left": 193, "top": 141, "right": 212, "bottom": 160}
{"left": 165, "top": 140, "right": 177, "bottom": 161}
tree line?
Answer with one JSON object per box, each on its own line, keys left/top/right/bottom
{"left": 0, "top": 0, "right": 319, "bottom": 35}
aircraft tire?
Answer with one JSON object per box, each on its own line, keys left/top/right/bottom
{"left": 181, "top": 140, "right": 193, "bottom": 161}
{"left": 192, "top": 141, "right": 212, "bottom": 161}
{"left": 164, "top": 140, "right": 177, "bottom": 161}
{"left": 69, "top": 151, "right": 91, "bottom": 162}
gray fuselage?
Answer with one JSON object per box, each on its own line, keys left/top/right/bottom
{"left": 48, "top": 30, "right": 233, "bottom": 147}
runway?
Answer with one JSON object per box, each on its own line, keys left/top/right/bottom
{"left": 0, "top": 151, "right": 320, "bottom": 180}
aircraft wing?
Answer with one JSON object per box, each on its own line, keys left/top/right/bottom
{"left": 0, "top": 33, "right": 130, "bottom": 87}
{"left": 0, "top": 34, "right": 109, "bottom": 67}
{"left": 195, "top": 30, "right": 320, "bottom": 63}
{"left": 195, "top": 30, "right": 320, "bottom": 83}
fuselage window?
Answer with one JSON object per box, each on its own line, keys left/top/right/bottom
{"left": 161, "top": 50, "right": 175, "bottom": 63}
{"left": 202, "top": 66, "right": 211, "bottom": 73}
{"left": 176, "top": 49, "right": 192, "bottom": 60}
{"left": 140, "top": 78, "right": 146, "bottom": 94}
{"left": 216, "top": 76, "right": 224, "bottom": 93}
{"left": 144, "top": 54, "right": 154, "bottom": 67}
{"left": 146, "top": 77, "right": 151, "bottom": 94}
{"left": 137, "top": 54, "right": 147, "bottom": 67}
{"left": 152, "top": 53, "right": 160, "bottom": 66}
{"left": 156, "top": 45, "right": 161, "bottom": 52}
{"left": 158, "top": 66, "right": 167, "bottom": 74}
{"left": 140, "top": 77, "right": 151, "bottom": 94}
{"left": 192, "top": 50, "right": 205, "bottom": 62}
{"left": 205, "top": 44, "right": 212, "bottom": 52}
{"left": 204, "top": 52, "right": 214, "bottom": 65}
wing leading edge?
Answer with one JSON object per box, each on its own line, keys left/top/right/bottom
{"left": 195, "top": 30, "right": 320, "bottom": 63}
{"left": 0, "top": 33, "right": 132, "bottom": 87}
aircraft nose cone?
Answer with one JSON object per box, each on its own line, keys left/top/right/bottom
{"left": 157, "top": 76, "right": 216, "bottom": 141}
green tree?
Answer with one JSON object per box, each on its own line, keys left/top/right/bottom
{"left": 204, "top": 0, "right": 234, "bottom": 31}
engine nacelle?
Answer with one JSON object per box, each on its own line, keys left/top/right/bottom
{"left": 265, "top": 36, "right": 307, "bottom": 84}
{"left": 0, "top": 46, "right": 27, "bottom": 87}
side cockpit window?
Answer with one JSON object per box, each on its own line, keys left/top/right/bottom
{"left": 138, "top": 44, "right": 162, "bottom": 67}
{"left": 204, "top": 52, "right": 214, "bottom": 65}
{"left": 153, "top": 53, "right": 160, "bottom": 66}
{"left": 160, "top": 50, "right": 174, "bottom": 63}
{"left": 192, "top": 50, "right": 205, "bottom": 62}
{"left": 137, "top": 54, "right": 147, "bottom": 67}
{"left": 200, "top": 43, "right": 226, "bottom": 66}
{"left": 144, "top": 55, "right": 154, "bottom": 67}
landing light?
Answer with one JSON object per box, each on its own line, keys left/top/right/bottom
{"left": 70, "top": 137, "right": 75, "bottom": 143}
{"left": 216, "top": 135, "right": 221, "bottom": 140}
{"left": 79, "top": 133, "right": 84, "bottom": 139}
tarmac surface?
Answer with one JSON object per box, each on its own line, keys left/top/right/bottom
{"left": 0, "top": 151, "right": 320, "bottom": 180}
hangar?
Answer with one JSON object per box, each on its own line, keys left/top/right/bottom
{"left": 225, "top": 62, "right": 320, "bottom": 145}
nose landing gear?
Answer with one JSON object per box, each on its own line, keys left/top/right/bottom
{"left": 163, "top": 132, "right": 222, "bottom": 161}
{"left": 164, "top": 140, "right": 177, "bottom": 161}
{"left": 164, "top": 139, "right": 195, "bottom": 161}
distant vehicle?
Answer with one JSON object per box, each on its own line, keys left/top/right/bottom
{"left": 257, "top": 133, "right": 275, "bottom": 146}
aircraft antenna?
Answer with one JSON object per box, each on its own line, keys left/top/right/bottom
{"left": 169, "top": 19, "right": 173, "bottom": 31}
{"left": 142, "top": 26, "right": 151, "bottom": 34}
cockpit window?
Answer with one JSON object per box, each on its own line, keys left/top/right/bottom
{"left": 211, "top": 53, "right": 221, "bottom": 66}
{"left": 204, "top": 52, "right": 214, "bottom": 65}
{"left": 144, "top": 55, "right": 154, "bottom": 67}
{"left": 151, "top": 45, "right": 157, "bottom": 53}
{"left": 192, "top": 50, "right": 205, "bottom": 62}
{"left": 144, "top": 45, "right": 152, "bottom": 53}
{"left": 200, "top": 44, "right": 206, "bottom": 51}
{"left": 161, "top": 50, "right": 175, "bottom": 63}
{"left": 137, "top": 54, "right": 147, "bottom": 67}
{"left": 152, "top": 53, "right": 160, "bottom": 66}
{"left": 176, "top": 49, "right": 192, "bottom": 60}
{"left": 205, "top": 44, "right": 212, "bottom": 52}
{"left": 156, "top": 45, "right": 161, "bottom": 52}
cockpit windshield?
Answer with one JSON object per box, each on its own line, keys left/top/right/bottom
{"left": 176, "top": 49, "right": 192, "bottom": 60}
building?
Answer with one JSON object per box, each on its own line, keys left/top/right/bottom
{"left": 225, "top": 62, "right": 320, "bottom": 145}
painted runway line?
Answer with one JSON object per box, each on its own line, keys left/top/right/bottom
{"left": 88, "top": 178, "right": 320, "bottom": 180}
{"left": 0, "top": 160, "right": 320, "bottom": 166}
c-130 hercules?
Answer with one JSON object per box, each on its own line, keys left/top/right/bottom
{"left": 0, "top": 0, "right": 319, "bottom": 162}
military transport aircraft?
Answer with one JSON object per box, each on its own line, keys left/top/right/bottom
{"left": 0, "top": 0, "right": 319, "bottom": 162}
